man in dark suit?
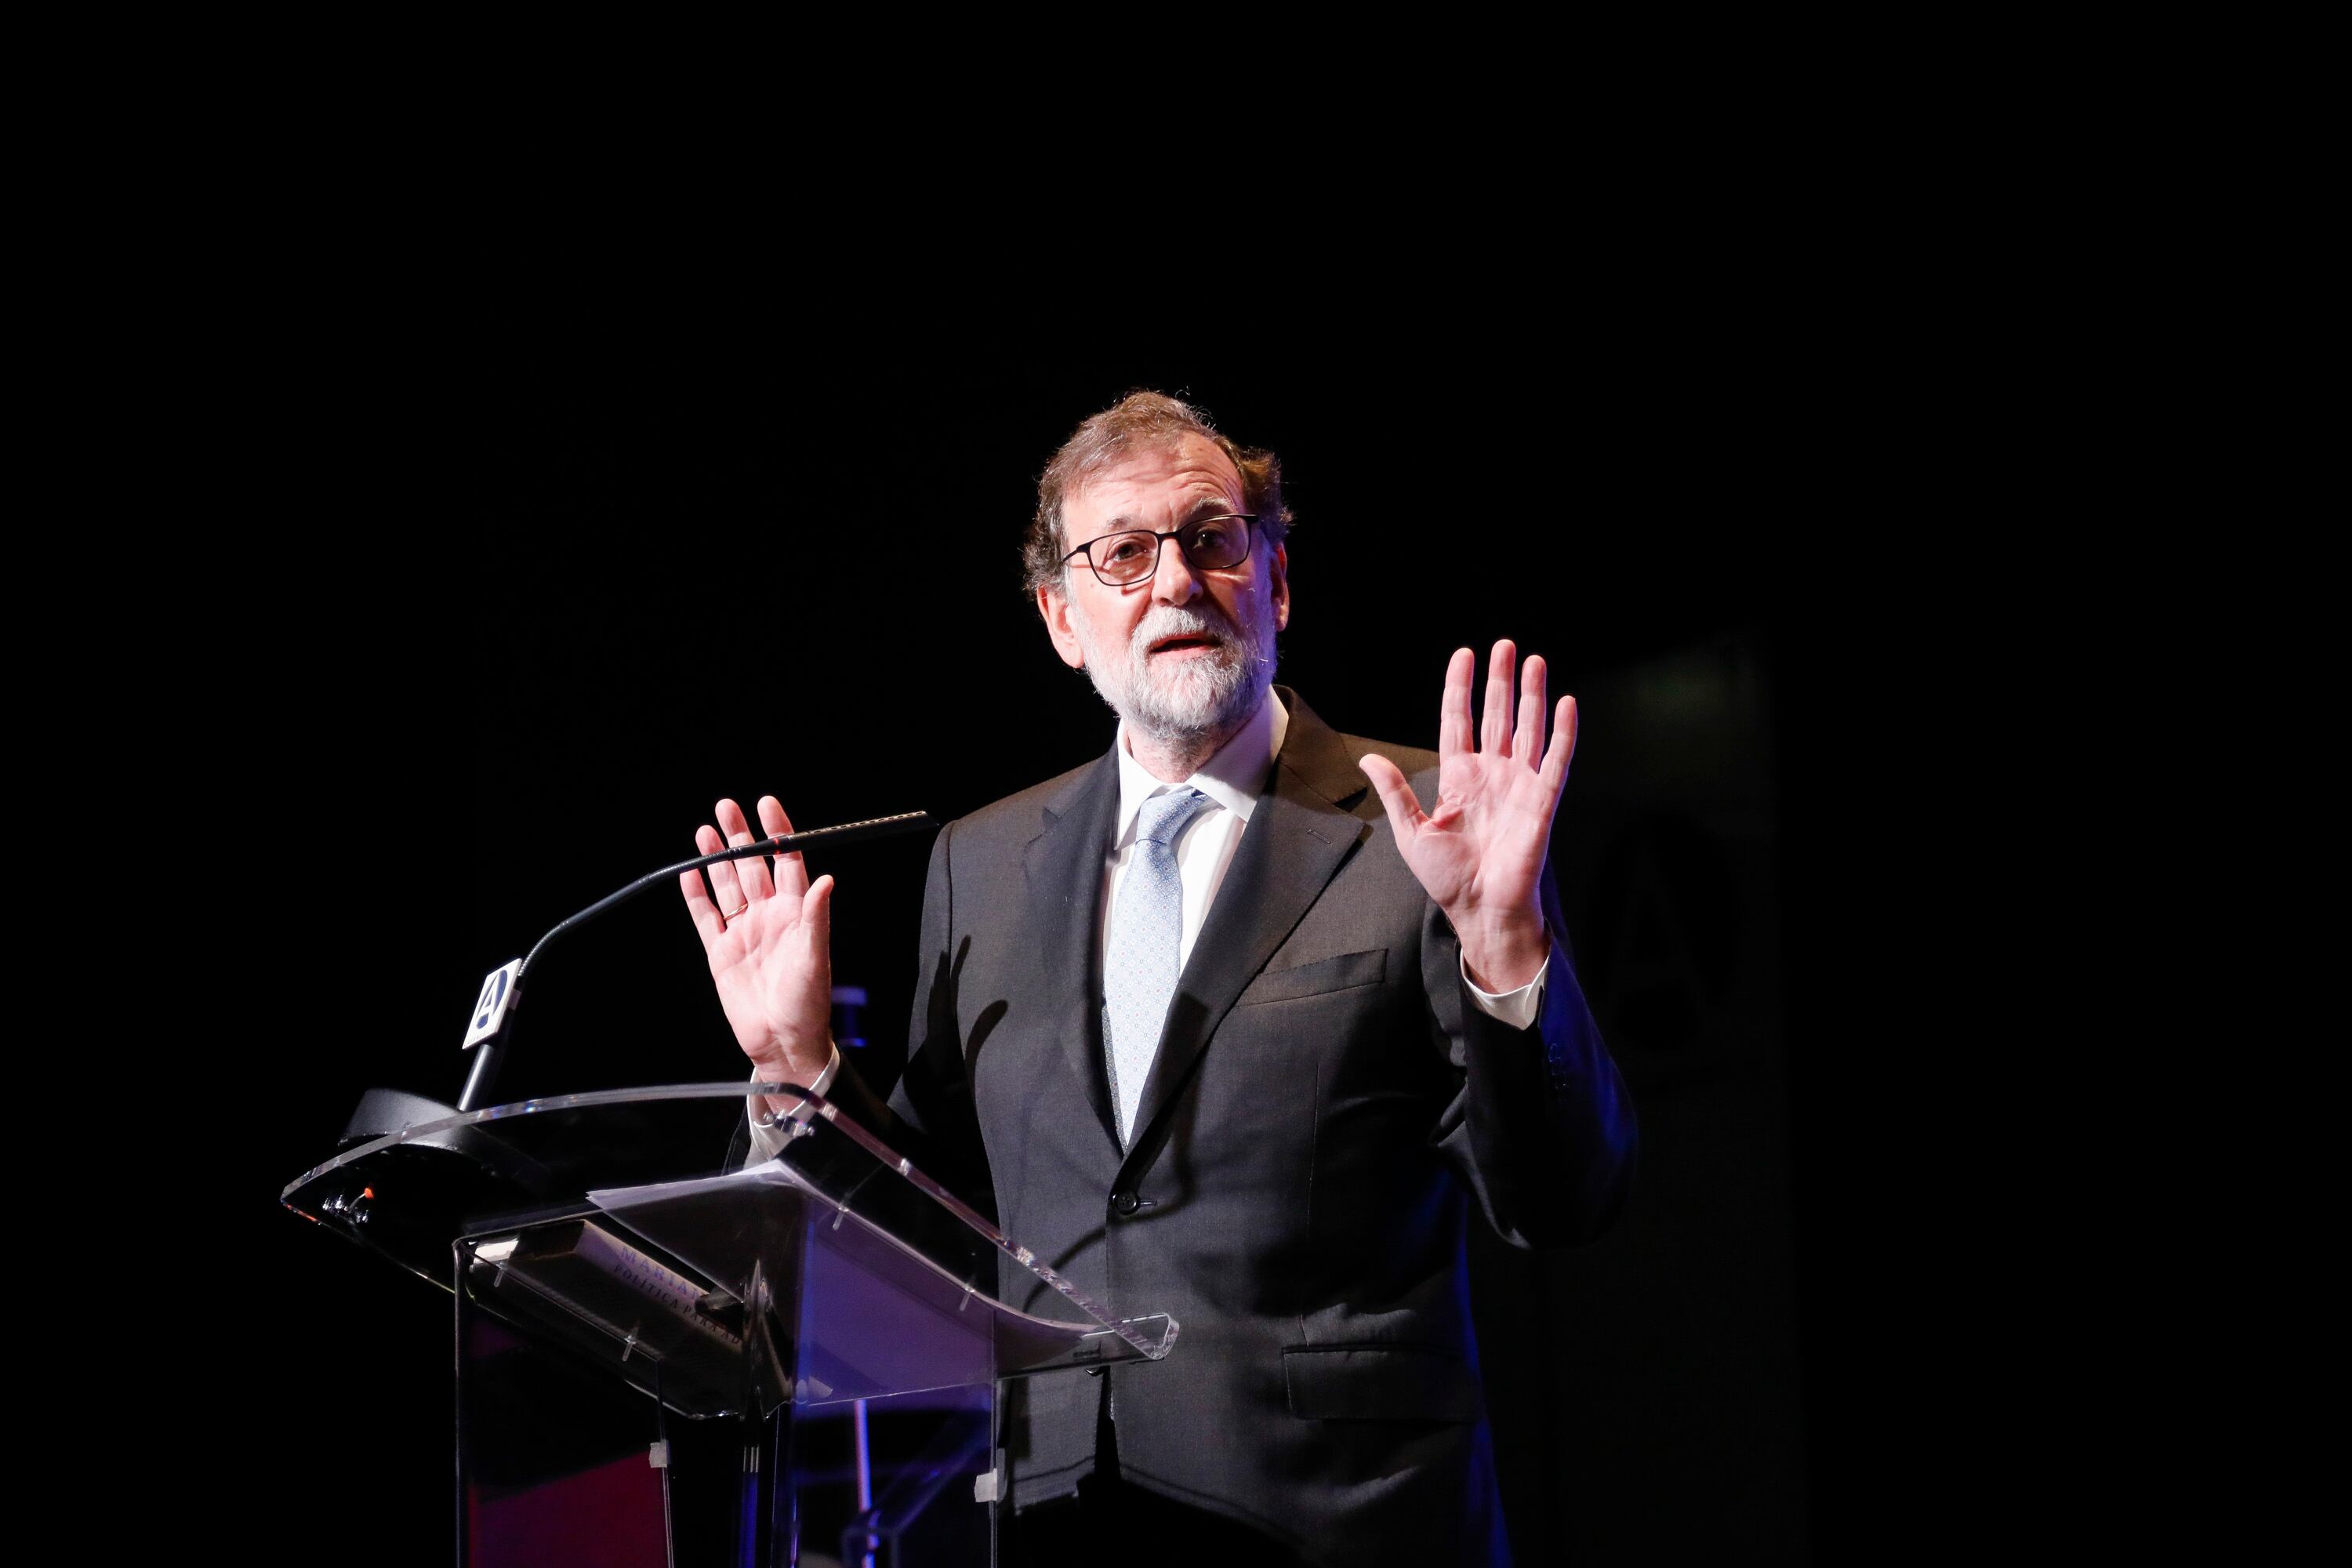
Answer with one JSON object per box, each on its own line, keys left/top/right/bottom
{"left": 680, "top": 393, "right": 1635, "bottom": 1565}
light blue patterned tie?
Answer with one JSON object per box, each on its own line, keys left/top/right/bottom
{"left": 1103, "top": 787, "right": 1216, "bottom": 1146}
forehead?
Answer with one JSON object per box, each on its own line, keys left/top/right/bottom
{"left": 1062, "top": 433, "right": 1246, "bottom": 540}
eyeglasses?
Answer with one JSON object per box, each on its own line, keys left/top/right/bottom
{"left": 1062, "top": 514, "right": 1258, "bottom": 587}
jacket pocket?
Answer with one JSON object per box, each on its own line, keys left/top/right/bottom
{"left": 1281, "top": 1345, "right": 1482, "bottom": 1422}
{"left": 1235, "top": 948, "right": 1388, "bottom": 1007}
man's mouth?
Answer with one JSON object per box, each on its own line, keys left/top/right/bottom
{"left": 1146, "top": 632, "right": 1223, "bottom": 657}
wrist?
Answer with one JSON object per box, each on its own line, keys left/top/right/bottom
{"left": 1454, "top": 909, "right": 1548, "bottom": 994}
{"left": 748, "top": 1036, "right": 833, "bottom": 1095}
{"left": 752, "top": 1038, "right": 839, "bottom": 1123}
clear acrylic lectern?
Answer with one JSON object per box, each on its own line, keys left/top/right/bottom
{"left": 281, "top": 1083, "right": 1177, "bottom": 1566}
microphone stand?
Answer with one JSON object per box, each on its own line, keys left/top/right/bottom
{"left": 455, "top": 810, "right": 932, "bottom": 1112}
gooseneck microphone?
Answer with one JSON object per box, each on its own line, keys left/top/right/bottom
{"left": 456, "top": 810, "right": 932, "bottom": 1111}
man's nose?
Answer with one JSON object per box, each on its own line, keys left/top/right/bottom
{"left": 1152, "top": 536, "right": 1203, "bottom": 603}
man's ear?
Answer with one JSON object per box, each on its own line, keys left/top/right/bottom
{"left": 1270, "top": 542, "right": 1290, "bottom": 632}
{"left": 1038, "top": 580, "right": 1086, "bottom": 670}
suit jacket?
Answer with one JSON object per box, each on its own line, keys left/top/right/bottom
{"left": 826, "top": 688, "right": 1635, "bottom": 1565}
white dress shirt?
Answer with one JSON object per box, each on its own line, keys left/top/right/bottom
{"left": 1099, "top": 688, "right": 1287, "bottom": 982}
{"left": 750, "top": 691, "right": 1546, "bottom": 1157}
{"left": 1101, "top": 692, "right": 1544, "bottom": 1029}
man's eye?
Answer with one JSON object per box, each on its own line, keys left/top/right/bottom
{"left": 1191, "top": 524, "right": 1229, "bottom": 552}
{"left": 1102, "top": 537, "right": 1149, "bottom": 563}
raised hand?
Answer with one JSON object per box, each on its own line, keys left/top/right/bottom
{"left": 1359, "top": 641, "right": 1577, "bottom": 993}
{"left": 677, "top": 794, "right": 837, "bottom": 1089}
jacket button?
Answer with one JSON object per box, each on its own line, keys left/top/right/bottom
{"left": 1110, "top": 1191, "right": 1141, "bottom": 1218}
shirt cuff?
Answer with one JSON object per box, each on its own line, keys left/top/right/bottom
{"left": 744, "top": 1044, "right": 841, "bottom": 1160}
{"left": 1460, "top": 952, "right": 1548, "bottom": 1030}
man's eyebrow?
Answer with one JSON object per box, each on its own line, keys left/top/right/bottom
{"left": 1176, "top": 494, "right": 1241, "bottom": 522}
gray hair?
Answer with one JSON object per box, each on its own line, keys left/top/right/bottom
{"left": 1022, "top": 390, "right": 1294, "bottom": 593}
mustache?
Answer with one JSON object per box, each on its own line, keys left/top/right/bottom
{"left": 1128, "top": 604, "right": 1240, "bottom": 652}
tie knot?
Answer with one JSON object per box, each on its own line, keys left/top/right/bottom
{"left": 1137, "top": 787, "right": 1213, "bottom": 848}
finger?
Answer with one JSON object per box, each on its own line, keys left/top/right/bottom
{"left": 701, "top": 817, "right": 750, "bottom": 915}
{"left": 713, "top": 798, "right": 775, "bottom": 903}
{"left": 732, "top": 829, "right": 777, "bottom": 902}
{"left": 1538, "top": 695, "right": 1579, "bottom": 793}
{"left": 1439, "top": 647, "right": 1475, "bottom": 756}
{"left": 801, "top": 873, "right": 834, "bottom": 967}
{"left": 1482, "top": 639, "right": 1515, "bottom": 755}
{"left": 1513, "top": 654, "right": 1548, "bottom": 764}
{"left": 715, "top": 798, "right": 774, "bottom": 901}
{"left": 758, "top": 794, "right": 809, "bottom": 899}
{"left": 1359, "top": 753, "right": 1428, "bottom": 844}
{"left": 678, "top": 855, "right": 727, "bottom": 949}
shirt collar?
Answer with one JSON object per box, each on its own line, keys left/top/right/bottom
{"left": 1112, "top": 689, "right": 1289, "bottom": 847}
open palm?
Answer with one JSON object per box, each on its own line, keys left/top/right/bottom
{"left": 1360, "top": 641, "right": 1577, "bottom": 992}
{"left": 677, "top": 793, "right": 837, "bottom": 1085}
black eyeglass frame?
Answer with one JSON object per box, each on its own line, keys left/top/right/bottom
{"left": 1060, "top": 514, "right": 1260, "bottom": 587}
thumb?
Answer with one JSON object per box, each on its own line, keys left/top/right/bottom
{"left": 1359, "top": 753, "right": 1425, "bottom": 844}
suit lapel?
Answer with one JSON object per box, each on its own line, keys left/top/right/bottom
{"left": 1022, "top": 745, "right": 1123, "bottom": 1151}
{"left": 1117, "top": 691, "right": 1370, "bottom": 1188}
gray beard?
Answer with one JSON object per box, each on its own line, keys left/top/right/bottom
{"left": 1073, "top": 600, "right": 1276, "bottom": 749}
